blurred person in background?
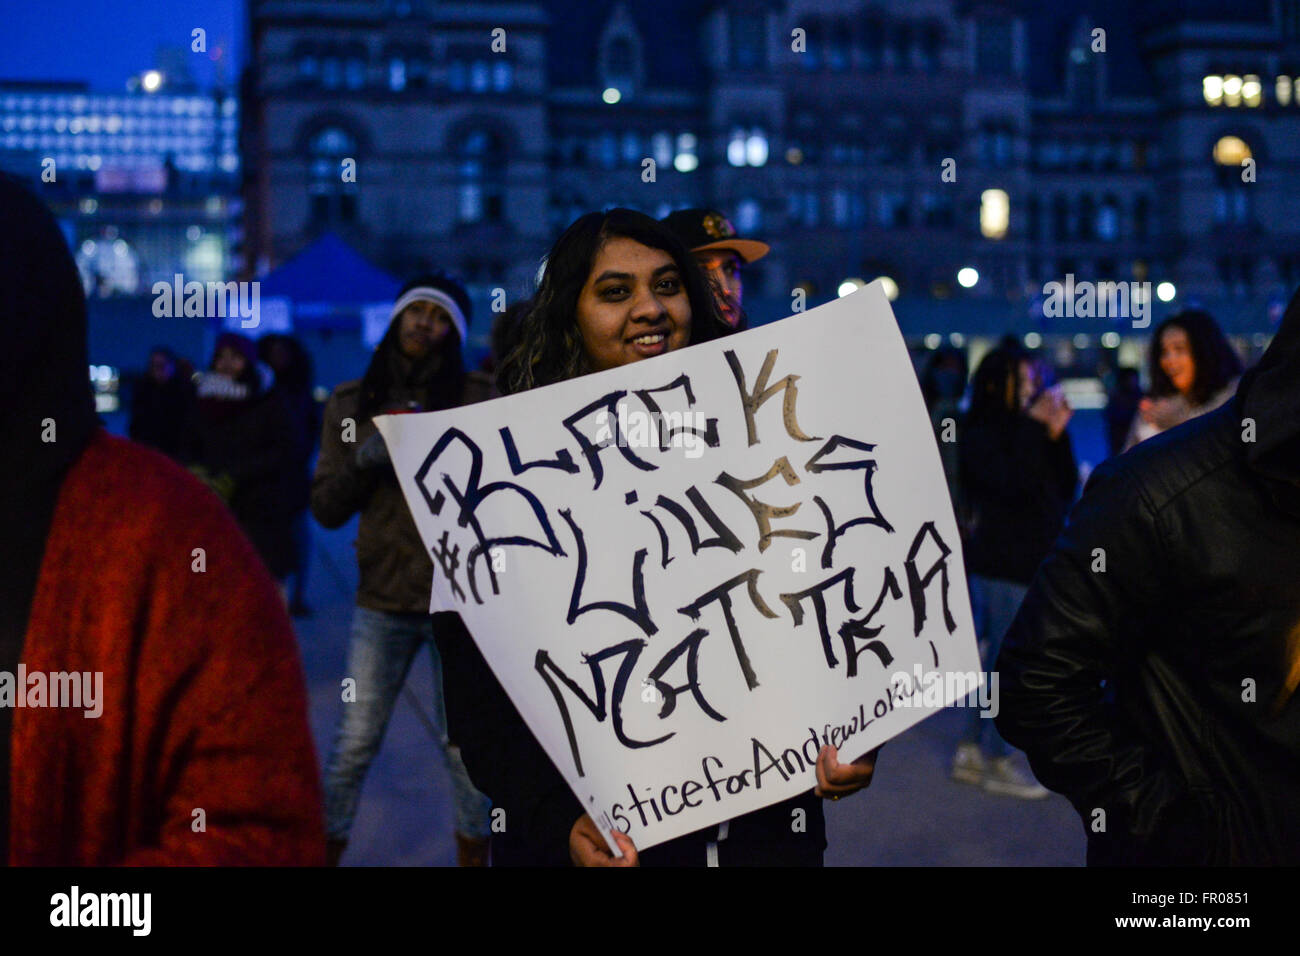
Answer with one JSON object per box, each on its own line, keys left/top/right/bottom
{"left": 183, "top": 332, "right": 300, "bottom": 593}
{"left": 259, "top": 334, "right": 320, "bottom": 618}
{"left": 1124, "top": 310, "right": 1242, "bottom": 450}
{"left": 0, "top": 174, "right": 323, "bottom": 864}
{"left": 920, "top": 345, "right": 969, "bottom": 535}
{"left": 1104, "top": 366, "right": 1143, "bottom": 458}
{"left": 127, "top": 345, "right": 194, "bottom": 460}
{"left": 953, "top": 343, "right": 1077, "bottom": 798}
{"left": 312, "top": 273, "right": 493, "bottom": 867}
{"left": 661, "top": 207, "right": 769, "bottom": 330}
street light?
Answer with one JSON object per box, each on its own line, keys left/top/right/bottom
{"left": 1156, "top": 281, "right": 1176, "bottom": 302}
{"left": 141, "top": 70, "right": 163, "bottom": 93}
{"left": 957, "top": 267, "right": 979, "bottom": 288}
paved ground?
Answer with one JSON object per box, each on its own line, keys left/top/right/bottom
{"left": 296, "top": 516, "right": 1085, "bottom": 867}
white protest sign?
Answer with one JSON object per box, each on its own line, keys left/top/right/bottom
{"left": 377, "top": 282, "right": 982, "bottom": 852}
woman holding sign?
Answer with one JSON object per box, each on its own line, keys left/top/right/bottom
{"left": 435, "top": 208, "right": 879, "bottom": 867}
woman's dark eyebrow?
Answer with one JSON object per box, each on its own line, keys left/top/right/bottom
{"left": 593, "top": 263, "right": 680, "bottom": 284}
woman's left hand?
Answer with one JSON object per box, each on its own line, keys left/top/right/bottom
{"left": 815, "top": 744, "right": 881, "bottom": 800}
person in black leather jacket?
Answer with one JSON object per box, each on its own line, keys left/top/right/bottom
{"left": 995, "top": 287, "right": 1300, "bottom": 865}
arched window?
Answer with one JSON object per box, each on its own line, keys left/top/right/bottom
{"left": 1212, "top": 135, "right": 1253, "bottom": 224}
{"left": 458, "top": 128, "right": 505, "bottom": 224}
{"left": 600, "top": 23, "right": 642, "bottom": 97}
{"left": 307, "top": 125, "right": 359, "bottom": 227}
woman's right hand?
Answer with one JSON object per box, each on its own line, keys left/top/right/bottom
{"left": 569, "top": 814, "right": 639, "bottom": 867}
{"left": 1028, "top": 387, "right": 1072, "bottom": 440}
{"left": 1138, "top": 395, "right": 1157, "bottom": 425}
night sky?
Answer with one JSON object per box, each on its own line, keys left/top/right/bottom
{"left": 0, "top": 0, "right": 243, "bottom": 91}
{"left": 0, "top": 0, "right": 1276, "bottom": 95}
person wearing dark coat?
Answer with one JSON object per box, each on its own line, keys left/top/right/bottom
{"left": 182, "top": 332, "right": 300, "bottom": 583}
{"left": 259, "top": 334, "right": 319, "bottom": 616}
{"left": 995, "top": 285, "right": 1300, "bottom": 865}
{"left": 128, "top": 346, "right": 194, "bottom": 459}
{"left": 952, "top": 344, "right": 1077, "bottom": 798}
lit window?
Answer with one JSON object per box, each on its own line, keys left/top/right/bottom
{"left": 674, "top": 132, "right": 697, "bottom": 173}
{"left": 832, "top": 189, "right": 850, "bottom": 226}
{"left": 390, "top": 59, "right": 407, "bottom": 91}
{"left": 470, "top": 61, "right": 490, "bottom": 92}
{"left": 1222, "top": 74, "right": 1242, "bottom": 107}
{"left": 621, "top": 131, "right": 639, "bottom": 163}
{"left": 1097, "top": 199, "right": 1119, "bottom": 241}
{"left": 492, "top": 61, "right": 512, "bottom": 91}
{"left": 1276, "top": 75, "right": 1292, "bottom": 105}
{"left": 345, "top": 59, "right": 366, "bottom": 90}
{"left": 727, "top": 129, "right": 747, "bottom": 167}
{"left": 745, "top": 131, "right": 768, "bottom": 166}
{"left": 1213, "top": 135, "right": 1251, "bottom": 166}
{"left": 651, "top": 131, "right": 671, "bottom": 167}
{"left": 1203, "top": 75, "right": 1223, "bottom": 106}
{"left": 1242, "top": 74, "right": 1261, "bottom": 107}
{"left": 979, "top": 188, "right": 1009, "bottom": 239}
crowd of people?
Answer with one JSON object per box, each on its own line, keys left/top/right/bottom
{"left": 8, "top": 164, "right": 1298, "bottom": 867}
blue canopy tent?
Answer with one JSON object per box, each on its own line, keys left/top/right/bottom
{"left": 256, "top": 231, "right": 401, "bottom": 333}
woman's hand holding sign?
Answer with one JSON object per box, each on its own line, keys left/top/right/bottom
{"left": 815, "top": 745, "right": 881, "bottom": 800}
{"left": 570, "top": 814, "right": 640, "bottom": 867}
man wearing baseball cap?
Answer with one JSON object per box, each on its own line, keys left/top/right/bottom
{"left": 661, "top": 208, "right": 769, "bottom": 330}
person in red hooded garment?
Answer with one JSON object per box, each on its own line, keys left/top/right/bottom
{"left": 0, "top": 173, "right": 324, "bottom": 865}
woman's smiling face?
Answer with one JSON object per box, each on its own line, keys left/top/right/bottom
{"left": 575, "top": 237, "right": 693, "bottom": 372}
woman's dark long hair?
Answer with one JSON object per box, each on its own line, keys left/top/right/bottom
{"left": 966, "top": 344, "right": 1030, "bottom": 426}
{"left": 1148, "top": 310, "right": 1243, "bottom": 406}
{"left": 498, "top": 208, "right": 730, "bottom": 394}
{"left": 359, "top": 273, "right": 468, "bottom": 419}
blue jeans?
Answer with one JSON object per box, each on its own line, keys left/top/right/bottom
{"left": 323, "top": 606, "right": 492, "bottom": 841}
{"left": 961, "top": 575, "right": 1029, "bottom": 758}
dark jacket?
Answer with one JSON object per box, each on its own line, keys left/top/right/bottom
{"left": 433, "top": 614, "right": 826, "bottom": 866}
{"left": 994, "top": 299, "right": 1300, "bottom": 864}
{"left": 269, "top": 380, "right": 318, "bottom": 517}
{"left": 128, "top": 373, "right": 194, "bottom": 459}
{"left": 183, "top": 376, "right": 300, "bottom": 579}
{"left": 960, "top": 414, "right": 1078, "bottom": 584}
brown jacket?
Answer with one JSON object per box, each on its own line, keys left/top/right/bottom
{"left": 311, "top": 371, "right": 495, "bottom": 612}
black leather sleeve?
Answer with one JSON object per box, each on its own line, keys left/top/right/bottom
{"left": 994, "top": 460, "right": 1210, "bottom": 862}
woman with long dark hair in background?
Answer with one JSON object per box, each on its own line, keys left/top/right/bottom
{"left": 953, "top": 344, "right": 1077, "bottom": 798}
{"left": 435, "top": 208, "right": 879, "bottom": 868}
{"left": 1124, "top": 309, "right": 1243, "bottom": 450}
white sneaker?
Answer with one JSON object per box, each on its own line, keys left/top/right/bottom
{"left": 951, "top": 743, "right": 986, "bottom": 786}
{"left": 982, "top": 756, "right": 1050, "bottom": 800}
